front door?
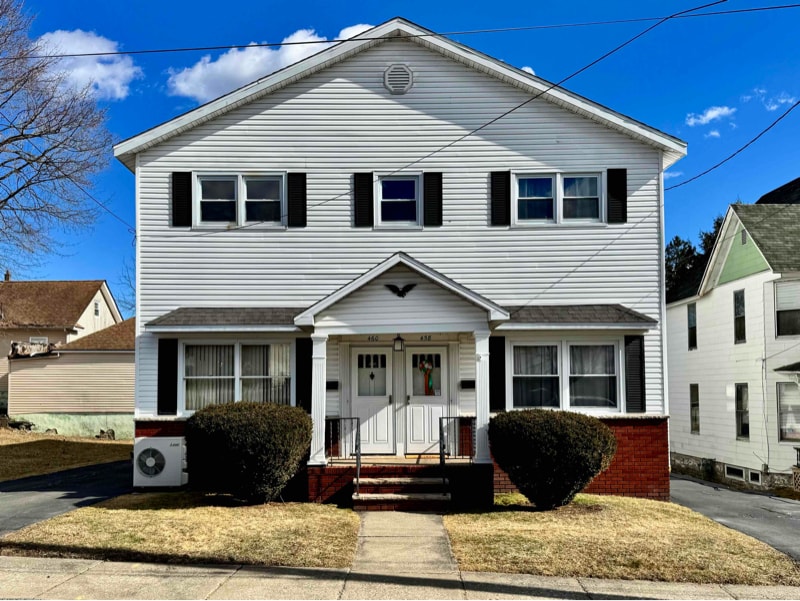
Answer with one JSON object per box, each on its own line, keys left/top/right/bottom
{"left": 351, "top": 348, "right": 394, "bottom": 454}
{"left": 406, "top": 347, "right": 448, "bottom": 454}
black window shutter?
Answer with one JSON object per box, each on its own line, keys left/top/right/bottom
{"left": 171, "top": 172, "right": 192, "bottom": 227}
{"left": 287, "top": 173, "right": 307, "bottom": 228}
{"left": 489, "top": 336, "right": 507, "bottom": 412}
{"left": 295, "top": 338, "right": 313, "bottom": 413}
{"left": 624, "top": 335, "right": 646, "bottom": 413}
{"left": 157, "top": 338, "right": 179, "bottom": 415}
{"left": 490, "top": 171, "right": 511, "bottom": 226}
{"left": 607, "top": 168, "right": 628, "bottom": 224}
{"left": 423, "top": 172, "right": 443, "bottom": 227}
{"left": 353, "top": 173, "right": 374, "bottom": 227}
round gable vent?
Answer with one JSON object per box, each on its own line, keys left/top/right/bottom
{"left": 384, "top": 64, "right": 413, "bottom": 95}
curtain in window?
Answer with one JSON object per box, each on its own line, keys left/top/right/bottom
{"left": 779, "top": 382, "right": 800, "bottom": 442}
{"left": 185, "top": 345, "right": 234, "bottom": 410}
{"left": 513, "top": 346, "right": 559, "bottom": 407}
{"left": 241, "top": 344, "right": 291, "bottom": 404}
{"left": 569, "top": 345, "right": 616, "bottom": 408}
{"left": 514, "top": 346, "right": 557, "bottom": 375}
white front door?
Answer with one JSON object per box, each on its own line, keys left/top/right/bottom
{"left": 406, "top": 347, "right": 448, "bottom": 454}
{"left": 351, "top": 348, "right": 394, "bottom": 454}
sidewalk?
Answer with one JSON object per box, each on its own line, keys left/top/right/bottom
{"left": 1, "top": 511, "right": 800, "bottom": 599}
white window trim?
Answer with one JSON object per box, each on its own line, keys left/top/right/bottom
{"left": 373, "top": 172, "right": 423, "bottom": 229}
{"left": 777, "top": 381, "right": 800, "bottom": 444}
{"left": 192, "top": 171, "right": 287, "bottom": 229}
{"left": 512, "top": 171, "right": 605, "bottom": 227}
{"left": 177, "top": 338, "right": 296, "bottom": 415}
{"left": 506, "top": 336, "right": 624, "bottom": 414}
{"left": 775, "top": 280, "right": 800, "bottom": 338}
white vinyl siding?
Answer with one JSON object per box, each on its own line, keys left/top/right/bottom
{"left": 134, "top": 38, "right": 665, "bottom": 416}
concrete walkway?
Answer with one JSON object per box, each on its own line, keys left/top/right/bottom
{"left": 2, "top": 512, "right": 800, "bottom": 599}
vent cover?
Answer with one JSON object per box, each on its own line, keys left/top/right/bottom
{"left": 384, "top": 64, "right": 413, "bottom": 94}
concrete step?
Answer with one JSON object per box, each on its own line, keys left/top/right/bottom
{"left": 357, "top": 476, "right": 449, "bottom": 495}
{"left": 353, "top": 492, "right": 452, "bottom": 512}
{"left": 357, "top": 477, "right": 448, "bottom": 486}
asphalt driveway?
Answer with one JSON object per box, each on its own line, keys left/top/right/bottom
{"left": 671, "top": 475, "right": 800, "bottom": 559}
{"left": 0, "top": 461, "right": 132, "bottom": 537}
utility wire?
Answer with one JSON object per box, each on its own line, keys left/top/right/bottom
{"left": 6, "top": 3, "right": 796, "bottom": 60}
{"left": 666, "top": 98, "right": 800, "bottom": 191}
{"left": 190, "top": 0, "right": 726, "bottom": 238}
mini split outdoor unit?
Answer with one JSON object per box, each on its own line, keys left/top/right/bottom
{"left": 133, "top": 437, "right": 188, "bottom": 487}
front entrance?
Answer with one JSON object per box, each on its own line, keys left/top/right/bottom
{"left": 406, "top": 347, "right": 448, "bottom": 454}
{"left": 351, "top": 348, "right": 394, "bottom": 454}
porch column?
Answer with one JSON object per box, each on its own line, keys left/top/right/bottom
{"left": 308, "top": 332, "right": 328, "bottom": 466}
{"left": 474, "top": 330, "right": 491, "bottom": 463}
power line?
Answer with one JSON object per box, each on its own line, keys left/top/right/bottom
{"left": 666, "top": 98, "right": 800, "bottom": 191}
{"left": 189, "top": 0, "right": 725, "bottom": 239}
{"left": 7, "top": 4, "right": 798, "bottom": 60}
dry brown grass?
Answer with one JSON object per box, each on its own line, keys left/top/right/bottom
{"left": 443, "top": 493, "right": 800, "bottom": 585}
{"left": 0, "top": 429, "right": 131, "bottom": 482}
{"left": 1, "top": 492, "right": 360, "bottom": 568}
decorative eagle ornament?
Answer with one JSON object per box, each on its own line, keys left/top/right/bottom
{"left": 385, "top": 283, "right": 417, "bottom": 298}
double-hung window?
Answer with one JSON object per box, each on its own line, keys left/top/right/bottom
{"left": 778, "top": 382, "right": 800, "bottom": 442}
{"left": 511, "top": 340, "right": 620, "bottom": 411}
{"left": 776, "top": 281, "right": 800, "bottom": 337}
{"left": 196, "top": 173, "right": 285, "bottom": 226}
{"left": 376, "top": 175, "right": 421, "bottom": 226}
{"left": 690, "top": 384, "right": 700, "bottom": 434}
{"left": 514, "top": 173, "right": 601, "bottom": 224}
{"left": 734, "top": 290, "right": 746, "bottom": 344}
{"left": 183, "top": 342, "right": 291, "bottom": 412}
{"left": 687, "top": 303, "right": 697, "bottom": 350}
{"left": 512, "top": 345, "right": 560, "bottom": 408}
{"left": 735, "top": 383, "right": 749, "bottom": 439}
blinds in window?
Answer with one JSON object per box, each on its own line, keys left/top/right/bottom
{"left": 776, "top": 281, "right": 800, "bottom": 311}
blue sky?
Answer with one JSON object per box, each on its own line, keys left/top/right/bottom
{"left": 18, "top": 0, "right": 800, "bottom": 310}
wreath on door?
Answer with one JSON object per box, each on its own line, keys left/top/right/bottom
{"left": 418, "top": 358, "right": 434, "bottom": 396}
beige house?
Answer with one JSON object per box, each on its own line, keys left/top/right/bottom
{"left": 0, "top": 274, "right": 123, "bottom": 414}
{"left": 8, "top": 318, "right": 134, "bottom": 437}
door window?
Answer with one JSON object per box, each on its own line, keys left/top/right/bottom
{"left": 412, "top": 352, "right": 442, "bottom": 396}
{"left": 357, "top": 353, "right": 387, "bottom": 396}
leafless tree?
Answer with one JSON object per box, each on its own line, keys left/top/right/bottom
{"left": 0, "top": 0, "right": 112, "bottom": 266}
{"left": 116, "top": 254, "right": 136, "bottom": 316}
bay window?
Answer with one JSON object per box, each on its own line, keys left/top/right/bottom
{"left": 182, "top": 342, "right": 291, "bottom": 411}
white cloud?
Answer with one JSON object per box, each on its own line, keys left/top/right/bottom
{"left": 764, "top": 91, "right": 796, "bottom": 111}
{"left": 663, "top": 171, "right": 683, "bottom": 180}
{"left": 168, "top": 24, "right": 373, "bottom": 103}
{"left": 37, "top": 29, "right": 142, "bottom": 100}
{"left": 685, "top": 105, "right": 736, "bottom": 127}
{"left": 704, "top": 129, "right": 721, "bottom": 139}
{"left": 521, "top": 66, "right": 535, "bottom": 75}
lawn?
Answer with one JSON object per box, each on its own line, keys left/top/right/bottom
{"left": 0, "top": 492, "right": 360, "bottom": 568}
{"left": 0, "top": 429, "right": 132, "bottom": 482}
{"left": 444, "top": 493, "right": 800, "bottom": 585}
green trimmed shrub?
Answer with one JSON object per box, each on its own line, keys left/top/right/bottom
{"left": 489, "top": 410, "right": 617, "bottom": 510}
{"left": 185, "top": 402, "right": 312, "bottom": 503}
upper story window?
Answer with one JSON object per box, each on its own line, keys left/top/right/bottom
{"left": 687, "top": 303, "right": 697, "bottom": 350}
{"left": 94, "top": 301, "right": 100, "bottom": 317}
{"left": 734, "top": 289, "right": 746, "bottom": 344}
{"left": 376, "top": 175, "right": 421, "bottom": 226}
{"left": 196, "top": 173, "right": 285, "bottom": 226}
{"left": 776, "top": 281, "right": 800, "bottom": 337}
{"left": 513, "top": 173, "right": 601, "bottom": 225}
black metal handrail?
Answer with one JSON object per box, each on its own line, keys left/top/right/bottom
{"left": 325, "top": 417, "right": 361, "bottom": 495}
{"left": 439, "top": 416, "right": 476, "bottom": 487}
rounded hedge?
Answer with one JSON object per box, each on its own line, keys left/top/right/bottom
{"left": 489, "top": 410, "right": 617, "bottom": 510}
{"left": 185, "top": 402, "right": 312, "bottom": 503}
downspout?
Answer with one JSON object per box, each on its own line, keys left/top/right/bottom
{"left": 762, "top": 280, "right": 770, "bottom": 470}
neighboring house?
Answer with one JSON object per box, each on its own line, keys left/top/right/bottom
{"left": 0, "top": 275, "right": 122, "bottom": 413}
{"left": 8, "top": 318, "right": 135, "bottom": 438}
{"left": 667, "top": 202, "right": 800, "bottom": 488}
{"left": 756, "top": 176, "right": 800, "bottom": 204}
{"left": 115, "top": 18, "right": 687, "bottom": 503}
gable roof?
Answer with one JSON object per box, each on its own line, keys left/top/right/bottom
{"left": 60, "top": 318, "right": 136, "bottom": 351}
{"left": 756, "top": 176, "right": 800, "bottom": 204}
{"left": 294, "top": 252, "right": 509, "bottom": 326}
{"left": 731, "top": 204, "right": 800, "bottom": 273}
{"left": 0, "top": 280, "right": 107, "bottom": 329}
{"left": 114, "top": 17, "right": 686, "bottom": 171}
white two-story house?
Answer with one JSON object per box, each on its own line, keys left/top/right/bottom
{"left": 668, "top": 201, "right": 800, "bottom": 489}
{"left": 115, "top": 18, "right": 686, "bottom": 506}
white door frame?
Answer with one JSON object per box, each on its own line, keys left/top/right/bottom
{"left": 350, "top": 346, "right": 395, "bottom": 454}
{"left": 405, "top": 346, "right": 449, "bottom": 454}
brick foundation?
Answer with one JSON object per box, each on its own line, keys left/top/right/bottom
{"left": 493, "top": 416, "right": 670, "bottom": 501}
{"left": 134, "top": 420, "right": 186, "bottom": 437}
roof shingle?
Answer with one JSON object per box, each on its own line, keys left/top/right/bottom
{"left": 505, "top": 304, "right": 657, "bottom": 325}
{"left": 60, "top": 318, "right": 136, "bottom": 351}
{"left": 0, "top": 280, "right": 104, "bottom": 329}
{"left": 147, "top": 307, "right": 301, "bottom": 327}
{"left": 732, "top": 204, "right": 800, "bottom": 273}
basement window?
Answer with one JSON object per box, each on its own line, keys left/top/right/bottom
{"left": 725, "top": 465, "right": 745, "bottom": 480}
{"left": 749, "top": 471, "right": 761, "bottom": 484}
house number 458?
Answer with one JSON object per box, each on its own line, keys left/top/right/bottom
{"left": 419, "top": 335, "right": 431, "bottom": 341}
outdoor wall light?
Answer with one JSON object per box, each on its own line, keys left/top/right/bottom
{"left": 393, "top": 335, "right": 405, "bottom": 352}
